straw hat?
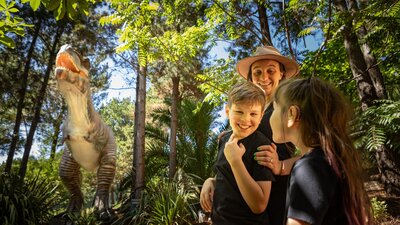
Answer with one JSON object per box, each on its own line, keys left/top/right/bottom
{"left": 236, "top": 46, "right": 300, "bottom": 79}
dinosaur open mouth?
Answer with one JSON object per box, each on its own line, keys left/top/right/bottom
{"left": 56, "top": 53, "right": 80, "bottom": 74}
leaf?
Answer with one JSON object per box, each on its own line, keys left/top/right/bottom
{"left": 0, "top": 0, "right": 6, "bottom": 8}
{"left": 30, "top": 0, "right": 41, "bottom": 11}
{"left": 78, "top": 0, "right": 89, "bottom": 16}
{"left": 54, "top": 0, "right": 66, "bottom": 20}
{"left": 0, "top": 35, "right": 15, "bottom": 48}
{"left": 388, "top": 1, "right": 400, "bottom": 17}
{"left": 9, "top": 7, "right": 18, "bottom": 13}
{"left": 45, "top": 0, "right": 61, "bottom": 11}
{"left": 66, "top": 0, "right": 77, "bottom": 20}
{"left": 14, "top": 27, "right": 25, "bottom": 36}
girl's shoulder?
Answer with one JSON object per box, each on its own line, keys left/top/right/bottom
{"left": 293, "top": 148, "right": 334, "bottom": 176}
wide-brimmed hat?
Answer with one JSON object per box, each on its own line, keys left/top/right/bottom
{"left": 236, "top": 46, "right": 300, "bottom": 79}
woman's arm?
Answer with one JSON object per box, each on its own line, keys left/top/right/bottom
{"left": 254, "top": 144, "right": 300, "bottom": 175}
{"left": 200, "top": 176, "right": 216, "bottom": 212}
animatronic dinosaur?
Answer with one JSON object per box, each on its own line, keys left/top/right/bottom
{"left": 55, "top": 44, "right": 116, "bottom": 217}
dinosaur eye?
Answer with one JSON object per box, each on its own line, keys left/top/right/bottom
{"left": 82, "top": 58, "right": 91, "bottom": 70}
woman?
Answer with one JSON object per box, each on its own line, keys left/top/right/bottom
{"left": 200, "top": 46, "right": 300, "bottom": 225}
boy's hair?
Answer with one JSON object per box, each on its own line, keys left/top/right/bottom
{"left": 273, "top": 77, "right": 372, "bottom": 225}
{"left": 227, "top": 81, "right": 266, "bottom": 110}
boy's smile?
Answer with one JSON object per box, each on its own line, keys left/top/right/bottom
{"left": 226, "top": 101, "right": 263, "bottom": 140}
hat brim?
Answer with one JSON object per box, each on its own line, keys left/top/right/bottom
{"left": 236, "top": 54, "right": 300, "bottom": 79}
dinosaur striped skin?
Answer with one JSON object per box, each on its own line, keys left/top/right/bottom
{"left": 55, "top": 44, "right": 116, "bottom": 217}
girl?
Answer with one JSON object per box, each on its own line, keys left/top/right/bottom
{"left": 270, "top": 77, "right": 372, "bottom": 225}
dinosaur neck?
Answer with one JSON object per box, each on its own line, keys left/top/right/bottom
{"left": 64, "top": 90, "right": 98, "bottom": 126}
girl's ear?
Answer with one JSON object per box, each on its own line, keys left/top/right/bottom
{"left": 287, "top": 105, "right": 300, "bottom": 127}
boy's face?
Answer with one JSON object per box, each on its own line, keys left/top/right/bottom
{"left": 226, "top": 101, "right": 263, "bottom": 140}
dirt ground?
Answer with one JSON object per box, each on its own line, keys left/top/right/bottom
{"left": 365, "top": 179, "right": 400, "bottom": 224}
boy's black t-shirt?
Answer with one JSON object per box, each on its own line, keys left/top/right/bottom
{"left": 285, "top": 148, "right": 347, "bottom": 225}
{"left": 260, "top": 104, "right": 292, "bottom": 225}
{"left": 211, "top": 130, "right": 275, "bottom": 225}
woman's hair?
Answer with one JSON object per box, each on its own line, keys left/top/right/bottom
{"left": 227, "top": 81, "right": 266, "bottom": 110}
{"left": 247, "top": 62, "right": 286, "bottom": 82}
{"left": 273, "top": 77, "right": 372, "bottom": 225}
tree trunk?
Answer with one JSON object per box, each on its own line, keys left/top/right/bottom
{"left": 134, "top": 62, "right": 146, "bottom": 199}
{"left": 50, "top": 107, "right": 65, "bottom": 162}
{"left": 347, "top": 0, "right": 387, "bottom": 99}
{"left": 19, "top": 24, "right": 64, "bottom": 180}
{"left": 333, "top": 0, "right": 377, "bottom": 110}
{"left": 255, "top": 1, "right": 272, "bottom": 46}
{"left": 5, "top": 16, "right": 42, "bottom": 173}
{"left": 375, "top": 145, "right": 400, "bottom": 195}
{"left": 169, "top": 76, "right": 179, "bottom": 179}
{"left": 334, "top": 0, "right": 400, "bottom": 195}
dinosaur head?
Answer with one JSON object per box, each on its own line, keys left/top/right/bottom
{"left": 55, "top": 44, "right": 91, "bottom": 93}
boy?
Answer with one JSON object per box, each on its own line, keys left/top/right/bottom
{"left": 209, "top": 81, "right": 274, "bottom": 225}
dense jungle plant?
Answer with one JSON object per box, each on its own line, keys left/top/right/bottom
{"left": 146, "top": 170, "right": 198, "bottom": 225}
{"left": 0, "top": 172, "right": 61, "bottom": 225}
{"left": 112, "top": 170, "right": 199, "bottom": 225}
{"left": 353, "top": 99, "right": 400, "bottom": 156}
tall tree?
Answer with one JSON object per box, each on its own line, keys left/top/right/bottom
{"left": 333, "top": 0, "right": 400, "bottom": 195}
{"left": 18, "top": 18, "right": 65, "bottom": 180}
{"left": 5, "top": 12, "right": 42, "bottom": 173}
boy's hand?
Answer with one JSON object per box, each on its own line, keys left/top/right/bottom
{"left": 254, "top": 143, "right": 281, "bottom": 174}
{"left": 224, "top": 134, "right": 245, "bottom": 166}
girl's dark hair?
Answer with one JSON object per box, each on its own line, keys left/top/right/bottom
{"left": 273, "top": 77, "right": 372, "bottom": 225}
{"left": 247, "top": 62, "right": 286, "bottom": 82}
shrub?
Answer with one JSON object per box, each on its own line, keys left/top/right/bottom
{"left": 371, "top": 197, "right": 388, "bottom": 222}
{"left": 0, "top": 172, "right": 61, "bottom": 225}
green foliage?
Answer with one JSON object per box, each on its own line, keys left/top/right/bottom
{"left": 353, "top": 99, "right": 400, "bottom": 154}
{"left": 370, "top": 197, "right": 388, "bottom": 222}
{"left": 197, "top": 58, "right": 240, "bottom": 106}
{"left": 0, "top": 0, "right": 94, "bottom": 48}
{"left": 146, "top": 171, "right": 198, "bottom": 225}
{"left": 0, "top": 0, "right": 32, "bottom": 48}
{"left": 146, "top": 98, "right": 221, "bottom": 183}
{"left": 0, "top": 172, "right": 61, "bottom": 225}
{"left": 68, "top": 207, "right": 101, "bottom": 225}
{"left": 112, "top": 170, "right": 199, "bottom": 225}
{"left": 99, "top": 98, "right": 135, "bottom": 186}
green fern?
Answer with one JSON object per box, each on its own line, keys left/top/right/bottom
{"left": 353, "top": 99, "right": 400, "bottom": 154}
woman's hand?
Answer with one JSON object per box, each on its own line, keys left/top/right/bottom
{"left": 200, "top": 177, "right": 216, "bottom": 212}
{"left": 254, "top": 143, "right": 282, "bottom": 175}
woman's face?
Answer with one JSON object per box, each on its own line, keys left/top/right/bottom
{"left": 250, "top": 59, "right": 283, "bottom": 97}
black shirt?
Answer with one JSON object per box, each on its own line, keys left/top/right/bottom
{"left": 285, "top": 148, "right": 346, "bottom": 225}
{"left": 261, "top": 104, "right": 292, "bottom": 225}
{"left": 212, "top": 131, "right": 275, "bottom": 225}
